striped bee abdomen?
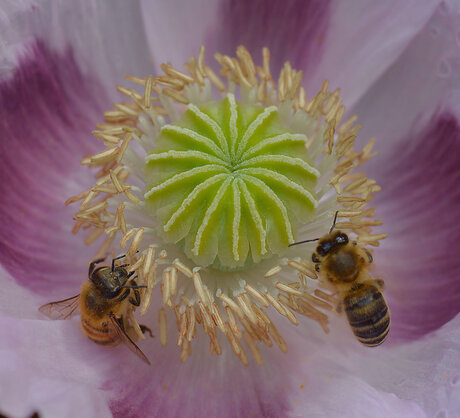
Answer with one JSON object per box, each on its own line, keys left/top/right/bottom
{"left": 81, "top": 317, "right": 120, "bottom": 346}
{"left": 343, "top": 282, "right": 390, "bottom": 347}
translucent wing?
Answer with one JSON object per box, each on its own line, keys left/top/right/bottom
{"left": 109, "top": 313, "right": 151, "bottom": 365}
{"left": 38, "top": 294, "right": 80, "bottom": 320}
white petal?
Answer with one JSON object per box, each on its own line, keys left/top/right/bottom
{"left": 285, "top": 313, "right": 460, "bottom": 416}
{"left": 353, "top": 1, "right": 460, "bottom": 155}
{"left": 0, "top": 0, "right": 153, "bottom": 88}
{"left": 140, "top": 0, "right": 220, "bottom": 71}
{"left": 0, "top": 350, "right": 111, "bottom": 418}
{"left": 288, "top": 375, "right": 424, "bottom": 418}
{"left": 307, "top": 0, "right": 441, "bottom": 108}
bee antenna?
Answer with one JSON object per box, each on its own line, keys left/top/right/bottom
{"left": 288, "top": 237, "right": 319, "bottom": 247}
{"left": 289, "top": 211, "right": 339, "bottom": 247}
{"left": 329, "top": 210, "right": 339, "bottom": 234}
{"left": 112, "top": 251, "right": 141, "bottom": 272}
{"left": 111, "top": 256, "right": 121, "bottom": 272}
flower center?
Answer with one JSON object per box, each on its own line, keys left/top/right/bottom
{"left": 68, "top": 46, "right": 385, "bottom": 365}
{"left": 144, "top": 94, "right": 319, "bottom": 270}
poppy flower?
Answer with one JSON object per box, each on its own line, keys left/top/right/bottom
{"left": 0, "top": 1, "right": 459, "bottom": 417}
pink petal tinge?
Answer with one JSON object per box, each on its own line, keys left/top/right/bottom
{"left": 0, "top": 42, "right": 105, "bottom": 295}
{"left": 0, "top": 1, "right": 459, "bottom": 417}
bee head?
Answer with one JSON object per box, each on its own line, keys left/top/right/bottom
{"left": 313, "top": 231, "right": 349, "bottom": 261}
{"left": 90, "top": 265, "right": 130, "bottom": 298}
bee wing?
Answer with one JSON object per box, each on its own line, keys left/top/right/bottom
{"left": 108, "top": 314, "right": 151, "bottom": 365}
{"left": 38, "top": 294, "right": 81, "bottom": 320}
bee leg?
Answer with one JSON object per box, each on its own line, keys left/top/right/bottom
{"left": 375, "top": 278, "right": 385, "bottom": 291}
{"left": 336, "top": 301, "right": 343, "bottom": 314}
{"left": 129, "top": 289, "right": 141, "bottom": 307}
{"left": 112, "top": 255, "right": 127, "bottom": 272}
{"left": 140, "top": 324, "right": 154, "bottom": 338}
{"left": 88, "top": 257, "right": 106, "bottom": 276}
{"left": 112, "top": 314, "right": 124, "bottom": 329}
{"left": 118, "top": 289, "right": 130, "bottom": 302}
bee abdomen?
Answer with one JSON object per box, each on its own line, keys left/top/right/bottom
{"left": 344, "top": 283, "right": 390, "bottom": 347}
{"left": 81, "top": 317, "right": 120, "bottom": 346}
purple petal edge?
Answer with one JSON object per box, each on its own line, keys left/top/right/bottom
{"left": 0, "top": 40, "right": 108, "bottom": 294}
{"left": 375, "top": 112, "right": 460, "bottom": 340}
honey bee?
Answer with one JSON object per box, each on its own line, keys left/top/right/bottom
{"left": 290, "top": 212, "right": 390, "bottom": 346}
{"left": 39, "top": 255, "right": 152, "bottom": 363}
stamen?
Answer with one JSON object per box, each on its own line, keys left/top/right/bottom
{"left": 154, "top": 312, "right": 167, "bottom": 345}
{"left": 288, "top": 259, "right": 316, "bottom": 278}
{"left": 264, "top": 265, "right": 282, "bottom": 279}
{"left": 218, "top": 293, "right": 244, "bottom": 320}
{"left": 128, "top": 309, "right": 145, "bottom": 341}
{"left": 225, "top": 306, "right": 241, "bottom": 338}
{"left": 84, "top": 228, "right": 104, "bottom": 245}
{"left": 172, "top": 260, "right": 193, "bottom": 278}
{"left": 275, "top": 282, "right": 304, "bottom": 297}
{"left": 236, "top": 294, "right": 258, "bottom": 324}
{"left": 192, "top": 269, "right": 209, "bottom": 305}
{"left": 244, "top": 284, "right": 270, "bottom": 308}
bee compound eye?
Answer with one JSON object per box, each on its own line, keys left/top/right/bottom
{"left": 335, "top": 233, "right": 348, "bottom": 244}
{"left": 317, "top": 243, "right": 330, "bottom": 256}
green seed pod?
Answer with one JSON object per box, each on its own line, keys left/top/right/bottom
{"left": 144, "top": 94, "right": 319, "bottom": 270}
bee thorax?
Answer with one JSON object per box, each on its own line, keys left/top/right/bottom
{"left": 324, "top": 250, "right": 359, "bottom": 283}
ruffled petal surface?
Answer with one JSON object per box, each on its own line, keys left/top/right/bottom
{"left": 0, "top": 314, "right": 112, "bottom": 417}
{"left": 353, "top": 1, "right": 460, "bottom": 155}
{"left": 106, "top": 299, "right": 293, "bottom": 417}
{"left": 140, "top": 0, "right": 222, "bottom": 73}
{"left": 0, "top": 266, "right": 41, "bottom": 318}
{"left": 0, "top": 350, "right": 111, "bottom": 418}
{"left": 0, "top": 1, "right": 459, "bottom": 417}
{"left": 3, "top": 289, "right": 457, "bottom": 418}
{"left": 2, "top": 287, "right": 294, "bottom": 417}
{"left": 351, "top": 2, "right": 460, "bottom": 339}
{"left": 0, "top": 0, "right": 153, "bottom": 86}
{"left": 141, "top": 0, "right": 440, "bottom": 108}
{"left": 284, "top": 313, "right": 460, "bottom": 417}
{"left": 306, "top": 0, "right": 441, "bottom": 106}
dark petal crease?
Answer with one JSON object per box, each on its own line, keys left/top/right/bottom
{"left": 375, "top": 113, "right": 460, "bottom": 340}
{"left": 0, "top": 41, "right": 108, "bottom": 294}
